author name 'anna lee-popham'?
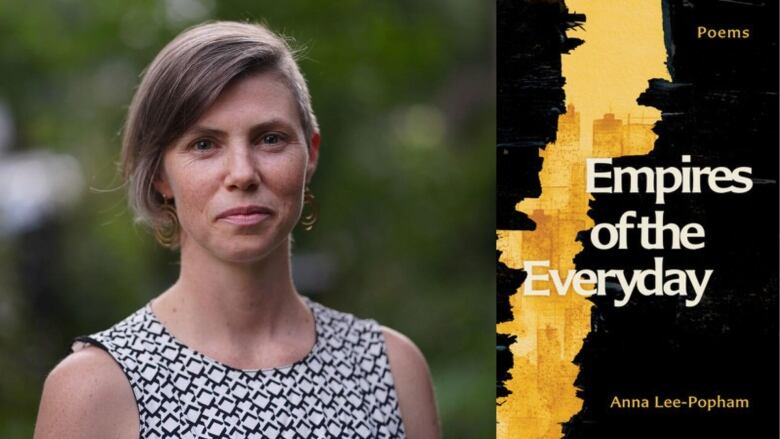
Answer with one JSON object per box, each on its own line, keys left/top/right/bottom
{"left": 522, "top": 155, "right": 754, "bottom": 307}
{"left": 610, "top": 395, "right": 750, "bottom": 411}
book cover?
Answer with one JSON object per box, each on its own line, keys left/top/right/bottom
{"left": 497, "top": 0, "right": 778, "bottom": 437}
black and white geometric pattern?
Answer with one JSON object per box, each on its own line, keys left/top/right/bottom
{"left": 72, "top": 297, "right": 406, "bottom": 438}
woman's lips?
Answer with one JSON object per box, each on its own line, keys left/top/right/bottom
{"left": 219, "top": 212, "right": 270, "bottom": 226}
{"left": 216, "top": 206, "right": 272, "bottom": 226}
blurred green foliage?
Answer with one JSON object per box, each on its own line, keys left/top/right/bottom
{"left": 0, "top": 0, "right": 494, "bottom": 437}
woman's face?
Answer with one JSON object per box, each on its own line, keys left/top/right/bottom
{"left": 155, "top": 71, "right": 319, "bottom": 263}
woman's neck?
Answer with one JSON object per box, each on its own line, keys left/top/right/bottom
{"left": 152, "top": 235, "right": 312, "bottom": 365}
{"left": 179, "top": 237, "right": 297, "bottom": 321}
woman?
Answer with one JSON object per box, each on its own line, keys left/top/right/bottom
{"left": 34, "top": 21, "right": 439, "bottom": 438}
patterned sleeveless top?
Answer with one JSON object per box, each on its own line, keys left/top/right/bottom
{"left": 72, "top": 298, "right": 406, "bottom": 439}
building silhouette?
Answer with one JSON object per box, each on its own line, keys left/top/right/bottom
{"left": 592, "top": 112, "right": 656, "bottom": 157}
{"left": 592, "top": 113, "right": 623, "bottom": 157}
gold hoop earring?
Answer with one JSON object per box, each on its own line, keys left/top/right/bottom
{"left": 154, "top": 197, "right": 180, "bottom": 248}
{"left": 300, "top": 186, "right": 319, "bottom": 231}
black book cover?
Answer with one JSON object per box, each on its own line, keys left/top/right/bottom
{"left": 497, "top": 1, "right": 779, "bottom": 437}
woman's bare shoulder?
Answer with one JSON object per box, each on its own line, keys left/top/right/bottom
{"left": 381, "top": 326, "right": 441, "bottom": 439}
{"left": 34, "top": 346, "right": 138, "bottom": 439}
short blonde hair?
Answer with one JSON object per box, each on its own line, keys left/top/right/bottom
{"left": 120, "top": 21, "right": 318, "bottom": 245}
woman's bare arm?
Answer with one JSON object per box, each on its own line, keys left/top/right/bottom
{"left": 34, "top": 346, "right": 139, "bottom": 439}
{"left": 382, "top": 326, "right": 441, "bottom": 439}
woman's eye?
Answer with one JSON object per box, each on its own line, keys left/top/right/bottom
{"left": 192, "top": 139, "right": 214, "bottom": 151}
{"left": 262, "top": 133, "right": 283, "bottom": 145}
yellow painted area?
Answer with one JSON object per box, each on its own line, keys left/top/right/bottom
{"left": 563, "top": 0, "right": 671, "bottom": 149}
{"left": 496, "top": 1, "right": 670, "bottom": 438}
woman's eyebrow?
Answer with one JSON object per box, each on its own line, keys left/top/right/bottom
{"left": 184, "top": 126, "right": 226, "bottom": 138}
{"left": 247, "top": 119, "right": 297, "bottom": 135}
{"left": 186, "top": 119, "right": 296, "bottom": 138}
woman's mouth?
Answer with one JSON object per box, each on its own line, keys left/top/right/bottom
{"left": 216, "top": 205, "right": 273, "bottom": 226}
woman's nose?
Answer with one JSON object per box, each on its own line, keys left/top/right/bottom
{"left": 224, "top": 145, "right": 260, "bottom": 191}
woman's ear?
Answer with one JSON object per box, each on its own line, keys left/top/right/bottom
{"left": 306, "top": 131, "right": 321, "bottom": 184}
{"left": 153, "top": 170, "right": 173, "bottom": 199}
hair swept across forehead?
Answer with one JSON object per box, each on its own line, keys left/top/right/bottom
{"left": 120, "top": 21, "right": 318, "bottom": 246}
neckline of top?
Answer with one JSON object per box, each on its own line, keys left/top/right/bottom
{"left": 142, "top": 295, "right": 323, "bottom": 376}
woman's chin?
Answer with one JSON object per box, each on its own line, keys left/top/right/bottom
{"left": 178, "top": 230, "right": 291, "bottom": 265}
{"left": 214, "top": 238, "right": 288, "bottom": 265}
